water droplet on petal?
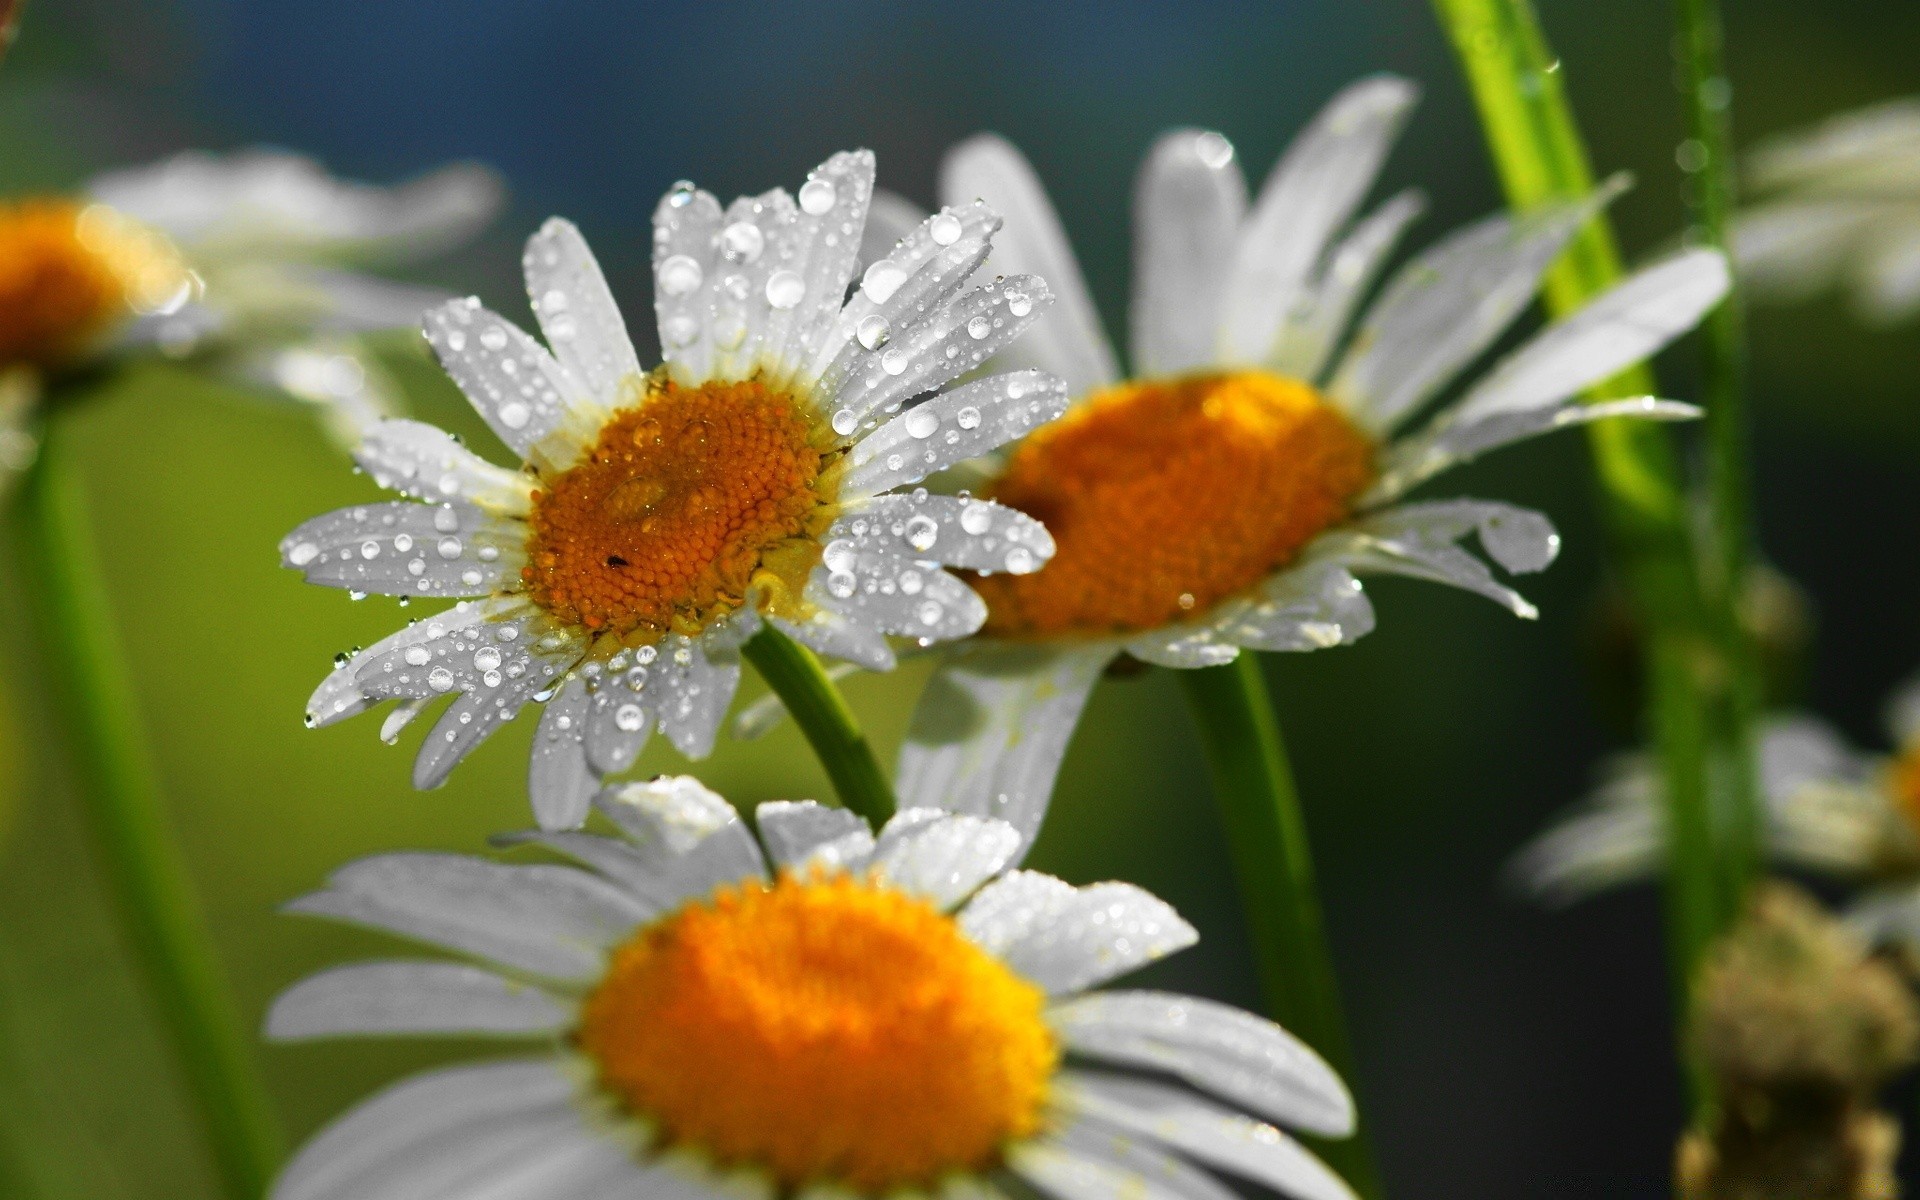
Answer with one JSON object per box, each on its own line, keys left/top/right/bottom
{"left": 960, "top": 501, "right": 993, "bottom": 535}
{"left": 392, "top": 534, "right": 413, "bottom": 553}
{"left": 479, "top": 326, "right": 509, "bottom": 351}
{"left": 880, "top": 348, "right": 908, "bottom": 376}
{"left": 831, "top": 408, "right": 858, "bottom": 437}
{"left": 823, "top": 539, "right": 857, "bottom": 573}
{"left": 861, "top": 260, "right": 908, "bottom": 304}
{"left": 720, "top": 221, "right": 765, "bottom": 263}
{"left": 929, "top": 211, "right": 963, "bottom": 245}
{"left": 905, "top": 409, "right": 939, "bottom": 439}
{"left": 434, "top": 507, "right": 460, "bottom": 533}
{"left": 1005, "top": 291, "right": 1033, "bottom": 318}
{"left": 966, "top": 315, "right": 992, "bottom": 339}
{"left": 1194, "top": 131, "right": 1235, "bottom": 169}
{"left": 827, "top": 571, "right": 857, "bottom": 599}
{"left": 659, "top": 255, "right": 704, "bottom": 296}
{"left": 474, "top": 646, "right": 502, "bottom": 671}
{"left": 498, "top": 402, "right": 531, "bottom": 430}
{"left": 663, "top": 315, "right": 699, "bottom": 347}
{"left": 917, "top": 600, "right": 944, "bottom": 626}
{"left": 437, "top": 536, "right": 463, "bottom": 559}
{"left": 666, "top": 181, "right": 696, "bottom": 208}
{"left": 765, "top": 270, "right": 805, "bottom": 309}
{"left": 289, "top": 542, "right": 319, "bottom": 566}
{"left": 856, "top": 313, "right": 890, "bottom": 350}
{"left": 404, "top": 646, "right": 432, "bottom": 666}
{"left": 615, "top": 703, "right": 645, "bottom": 732}
{"left": 798, "top": 178, "right": 837, "bottom": 215}
{"left": 904, "top": 514, "right": 939, "bottom": 551}
{"left": 428, "top": 667, "right": 455, "bottom": 693}
{"left": 1005, "top": 546, "right": 1036, "bottom": 573}
{"left": 956, "top": 406, "right": 982, "bottom": 430}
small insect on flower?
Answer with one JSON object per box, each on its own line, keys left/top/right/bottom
{"left": 879, "top": 76, "right": 1726, "bottom": 843}
{"left": 1513, "top": 669, "right": 1920, "bottom": 949}
{"left": 0, "top": 151, "right": 502, "bottom": 484}
{"left": 266, "top": 777, "right": 1359, "bottom": 1200}
{"left": 285, "top": 152, "right": 1068, "bottom": 829}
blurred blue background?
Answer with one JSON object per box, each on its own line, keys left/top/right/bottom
{"left": 1, "top": 0, "right": 1916, "bottom": 1196}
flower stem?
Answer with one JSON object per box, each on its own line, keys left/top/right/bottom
{"left": 1177, "top": 656, "right": 1383, "bottom": 1199}
{"left": 742, "top": 625, "right": 895, "bottom": 826}
{"left": 1675, "top": 0, "right": 1764, "bottom": 920}
{"left": 1431, "top": 0, "right": 1736, "bottom": 1108}
{"left": 13, "top": 414, "right": 284, "bottom": 1199}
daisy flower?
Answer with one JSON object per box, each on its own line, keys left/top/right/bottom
{"left": 1734, "top": 97, "right": 1920, "bottom": 324}
{"left": 285, "top": 152, "right": 1066, "bottom": 829}
{"left": 1513, "top": 672, "right": 1920, "bottom": 943}
{"left": 266, "top": 776, "right": 1359, "bottom": 1200}
{"left": 879, "top": 76, "right": 1726, "bottom": 840}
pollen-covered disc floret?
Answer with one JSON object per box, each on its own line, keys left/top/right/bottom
{"left": 267, "top": 781, "right": 1359, "bottom": 1200}
{"left": 579, "top": 871, "right": 1055, "bottom": 1191}
{"left": 977, "top": 371, "right": 1373, "bottom": 638}
{"left": 523, "top": 375, "right": 837, "bottom": 638}
{"left": 0, "top": 199, "right": 186, "bottom": 368}
{"left": 285, "top": 151, "right": 1069, "bottom": 828}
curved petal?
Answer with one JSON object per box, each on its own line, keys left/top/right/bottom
{"left": 422, "top": 298, "right": 592, "bottom": 470}
{"left": 769, "top": 605, "right": 897, "bottom": 673}
{"left": 1268, "top": 189, "right": 1426, "bottom": 382}
{"left": 528, "top": 679, "right": 597, "bottom": 831}
{"left": 521, "top": 217, "right": 641, "bottom": 407}
{"left": 866, "top": 812, "right": 1022, "bottom": 908}
{"left": 1012, "top": 1116, "right": 1240, "bottom": 1200}
{"left": 961, "top": 873, "right": 1196, "bottom": 994}
{"left": 651, "top": 180, "right": 727, "bottom": 384}
{"left": 754, "top": 800, "right": 873, "bottom": 871}
{"left": 808, "top": 551, "right": 986, "bottom": 642}
{"left": 841, "top": 369, "right": 1070, "bottom": 497}
{"left": 940, "top": 134, "right": 1119, "bottom": 394}
{"left": 352, "top": 418, "right": 534, "bottom": 515}
{"left": 593, "top": 776, "right": 769, "bottom": 912}
{"left": 1221, "top": 559, "right": 1375, "bottom": 653}
{"left": 833, "top": 493, "right": 1054, "bottom": 576}
{"left": 279, "top": 501, "right": 523, "bottom": 598}
{"left": 1131, "top": 129, "right": 1248, "bottom": 376}
{"left": 266, "top": 960, "right": 570, "bottom": 1040}
{"left": 897, "top": 644, "right": 1113, "bottom": 847}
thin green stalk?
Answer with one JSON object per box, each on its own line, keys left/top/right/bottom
{"left": 742, "top": 625, "right": 894, "bottom": 826}
{"left": 1675, "top": 0, "right": 1763, "bottom": 918}
{"left": 1177, "top": 657, "right": 1383, "bottom": 1200}
{"left": 14, "top": 417, "right": 284, "bottom": 1199}
{"left": 1431, "top": 0, "right": 1734, "bottom": 1106}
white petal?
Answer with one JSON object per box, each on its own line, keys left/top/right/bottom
{"left": 1365, "top": 396, "right": 1700, "bottom": 504}
{"left": 1221, "top": 559, "right": 1375, "bottom": 653}
{"left": 1268, "top": 189, "right": 1426, "bottom": 382}
{"left": 940, "top": 134, "right": 1120, "bottom": 394}
{"left": 1846, "top": 886, "right": 1920, "bottom": 948}
{"left": 1857, "top": 217, "right": 1920, "bottom": 321}
{"left": 306, "top": 661, "right": 372, "bottom": 729}
{"left": 284, "top": 852, "right": 648, "bottom": 980}
{"left": 842, "top": 369, "right": 1070, "bottom": 497}
{"left": 828, "top": 275, "right": 1058, "bottom": 439}
{"left": 351, "top": 597, "right": 580, "bottom": 707}
{"left": 1730, "top": 200, "right": 1884, "bottom": 301}
{"left": 1309, "top": 501, "right": 1560, "bottom": 619}
{"left": 808, "top": 551, "right": 986, "bottom": 642}
{"left": 1445, "top": 248, "right": 1729, "bottom": 424}
{"left": 423, "top": 298, "right": 591, "bottom": 470}
{"left": 1131, "top": 129, "right": 1249, "bottom": 377}
{"left": 593, "top": 776, "right": 769, "bottom": 911}
{"left": 1047, "top": 990, "right": 1354, "bottom": 1136}
{"left": 1506, "top": 770, "right": 1663, "bottom": 903}
{"left": 652, "top": 180, "right": 727, "bottom": 384}
{"left": 1221, "top": 76, "right": 1419, "bottom": 365}
{"left": 765, "top": 150, "right": 877, "bottom": 380}
{"left": 584, "top": 680, "right": 654, "bottom": 777}
{"left": 753, "top": 800, "right": 873, "bottom": 871}
{"left": 867, "top": 812, "right": 1022, "bottom": 908}
{"left": 834, "top": 493, "right": 1055, "bottom": 575}
{"left": 961, "top": 874, "right": 1196, "bottom": 994}
{"left": 271, "top": 1059, "right": 572, "bottom": 1200}
{"left": 266, "top": 960, "right": 569, "bottom": 1040}
{"left": 768, "top": 608, "right": 897, "bottom": 673}
{"left": 1360, "top": 500, "right": 1561, "bottom": 574}
{"left": 856, "top": 189, "right": 930, "bottom": 274}
{"left": 490, "top": 829, "right": 662, "bottom": 900}
{"left": 1744, "top": 98, "right": 1920, "bottom": 194}
{"left": 522, "top": 218, "right": 641, "bottom": 407}
{"left": 809, "top": 201, "right": 1001, "bottom": 397}
{"left": 646, "top": 635, "right": 742, "bottom": 759}
{"left": 279, "top": 501, "right": 522, "bottom": 598}
{"left": 527, "top": 680, "right": 597, "bottom": 832}
{"left": 353, "top": 418, "right": 534, "bottom": 515}
{"left": 1327, "top": 180, "right": 1627, "bottom": 433}
{"left": 1012, "top": 1118, "right": 1240, "bottom": 1200}
{"left": 898, "top": 644, "right": 1113, "bottom": 847}
{"left": 1123, "top": 622, "right": 1243, "bottom": 670}
{"left": 1058, "top": 1073, "right": 1356, "bottom": 1200}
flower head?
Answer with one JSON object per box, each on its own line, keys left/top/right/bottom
{"left": 886, "top": 76, "right": 1725, "bottom": 842}
{"left": 287, "top": 152, "right": 1067, "bottom": 828}
{"left": 267, "top": 778, "right": 1357, "bottom": 1200}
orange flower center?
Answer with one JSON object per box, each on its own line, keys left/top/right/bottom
{"left": 1886, "top": 741, "right": 1920, "bottom": 842}
{"left": 576, "top": 872, "right": 1057, "bottom": 1191}
{"left": 522, "top": 375, "right": 837, "bottom": 640}
{"left": 975, "top": 370, "right": 1375, "bottom": 637}
{"left": 0, "top": 199, "right": 187, "bottom": 369}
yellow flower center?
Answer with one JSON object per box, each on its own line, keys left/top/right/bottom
{"left": 576, "top": 872, "right": 1058, "bottom": 1192}
{"left": 523, "top": 374, "right": 839, "bottom": 640}
{"left": 0, "top": 199, "right": 187, "bottom": 369}
{"left": 1886, "top": 741, "right": 1920, "bottom": 843}
{"left": 975, "top": 370, "right": 1376, "bottom": 638}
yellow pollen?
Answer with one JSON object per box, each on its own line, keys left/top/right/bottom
{"left": 522, "top": 374, "right": 838, "bottom": 639}
{"left": 576, "top": 872, "right": 1058, "bottom": 1192}
{"left": 0, "top": 199, "right": 187, "bottom": 369}
{"left": 976, "top": 370, "right": 1376, "bottom": 638}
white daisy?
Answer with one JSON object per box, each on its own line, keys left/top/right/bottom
{"left": 0, "top": 149, "right": 502, "bottom": 481}
{"left": 1733, "top": 97, "right": 1920, "bottom": 323}
{"left": 266, "top": 776, "right": 1358, "bottom": 1200}
{"left": 1512, "top": 672, "right": 1920, "bottom": 944}
{"left": 285, "top": 151, "right": 1067, "bottom": 830}
{"left": 876, "top": 76, "right": 1725, "bottom": 843}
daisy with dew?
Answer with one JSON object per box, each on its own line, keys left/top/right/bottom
{"left": 871, "top": 76, "right": 1728, "bottom": 839}
{"left": 0, "top": 149, "right": 502, "bottom": 482}
{"left": 266, "top": 776, "right": 1359, "bottom": 1200}
{"left": 286, "top": 152, "right": 1066, "bottom": 829}
{"left": 1734, "top": 97, "right": 1920, "bottom": 324}
{"left": 1515, "top": 671, "right": 1920, "bottom": 947}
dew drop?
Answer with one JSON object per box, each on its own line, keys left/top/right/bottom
{"left": 960, "top": 501, "right": 993, "bottom": 535}
{"left": 663, "top": 315, "right": 700, "bottom": 347}
{"left": 408, "top": 558, "right": 426, "bottom": 576}
{"left": 666, "top": 181, "right": 696, "bottom": 208}
{"left": 956, "top": 405, "right": 982, "bottom": 430}
{"left": 360, "top": 540, "right": 380, "bottom": 559}
{"left": 636, "top": 645, "right": 658, "bottom": 665}
{"left": 904, "top": 513, "right": 939, "bottom": 551}
{"left": 905, "top": 409, "right": 939, "bottom": 439}
{"left": 966, "top": 315, "right": 992, "bottom": 340}
{"left": 445, "top": 329, "right": 466, "bottom": 353}
{"left": 615, "top": 703, "right": 645, "bottom": 732}
{"left": 720, "top": 221, "right": 765, "bottom": 263}
{"left": 899, "top": 570, "right": 924, "bottom": 595}
{"left": 827, "top": 571, "right": 857, "bottom": 599}
{"left": 479, "top": 326, "right": 508, "bottom": 351}
{"left": 861, "top": 260, "right": 908, "bottom": 304}
{"left": 880, "top": 348, "right": 908, "bottom": 376}
{"left": 288, "top": 542, "right": 318, "bottom": 566}
{"left": 393, "top": 534, "right": 413, "bottom": 553}
{"left": 1194, "top": 131, "right": 1235, "bottom": 169}
{"left": 1005, "top": 545, "right": 1036, "bottom": 573}
{"left": 540, "top": 288, "right": 568, "bottom": 313}
{"left": 1005, "top": 291, "right": 1033, "bottom": 318}
{"left": 765, "top": 270, "right": 805, "bottom": 309}
{"left": 437, "top": 536, "right": 463, "bottom": 559}
{"left": 659, "top": 255, "right": 704, "bottom": 296}
{"left": 823, "top": 539, "right": 857, "bottom": 573}
{"left": 929, "top": 211, "right": 963, "bottom": 246}
{"left": 831, "top": 408, "right": 858, "bottom": 437}
{"left": 798, "top": 178, "right": 837, "bottom": 215}
{"left": 917, "top": 600, "right": 944, "bottom": 627}
{"left": 427, "top": 667, "right": 455, "bottom": 693}
{"left": 498, "top": 402, "right": 532, "bottom": 430}
{"left": 856, "top": 313, "right": 891, "bottom": 350}
{"left": 404, "top": 646, "right": 432, "bottom": 666}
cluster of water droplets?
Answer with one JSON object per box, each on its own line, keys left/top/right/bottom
{"left": 426, "top": 296, "right": 569, "bottom": 442}
{"left": 282, "top": 500, "right": 518, "bottom": 601}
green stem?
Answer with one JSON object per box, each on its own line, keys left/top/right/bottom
{"left": 742, "top": 625, "right": 895, "bottom": 826}
{"left": 1177, "top": 656, "right": 1383, "bottom": 1200}
{"left": 1675, "top": 0, "right": 1763, "bottom": 918}
{"left": 1431, "top": 0, "right": 1730, "bottom": 1109}
{"left": 14, "top": 418, "right": 284, "bottom": 1200}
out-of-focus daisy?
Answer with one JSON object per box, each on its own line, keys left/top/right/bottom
{"left": 1513, "top": 672, "right": 1920, "bottom": 943}
{"left": 266, "top": 776, "right": 1358, "bottom": 1200}
{"left": 1734, "top": 97, "right": 1920, "bottom": 323}
{"left": 0, "top": 149, "right": 502, "bottom": 479}
{"left": 879, "top": 76, "right": 1724, "bottom": 840}
{"left": 285, "top": 152, "right": 1065, "bottom": 829}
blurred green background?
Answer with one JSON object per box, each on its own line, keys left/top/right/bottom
{"left": 1, "top": 1, "right": 1916, "bottom": 1196}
